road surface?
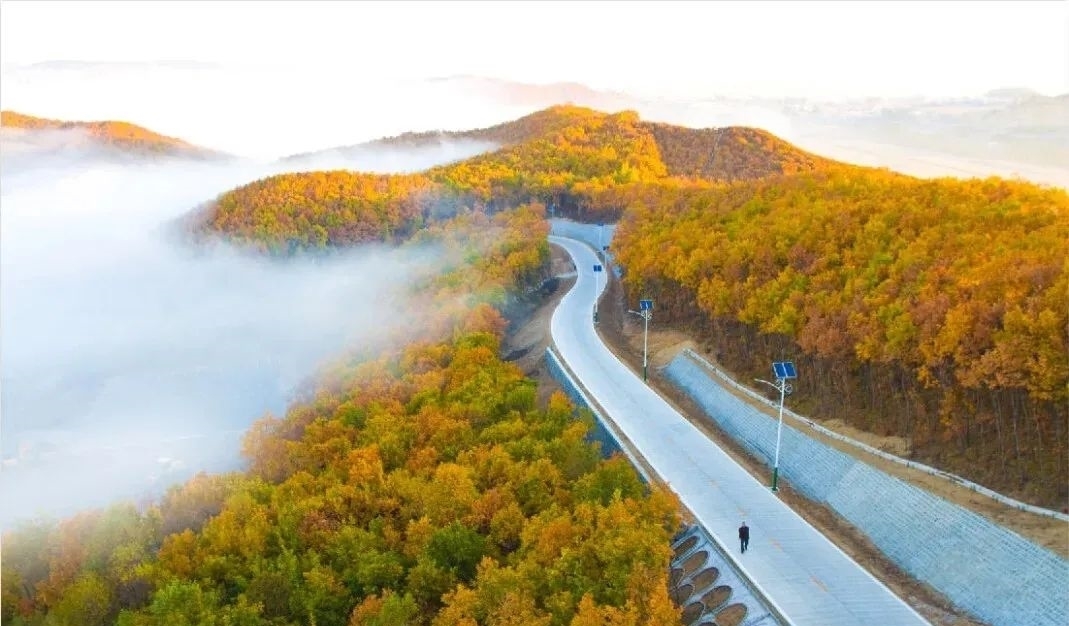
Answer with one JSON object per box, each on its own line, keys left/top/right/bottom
{"left": 548, "top": 235, "right": 930, "bottom": 626}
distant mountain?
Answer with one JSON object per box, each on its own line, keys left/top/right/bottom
{"left": 787, "top": 91, "right": 1069, "bottom": 176}
{"left": 978, "top": 93, "right": 1069, "bottom": 128}
{"left": 983, "top": 87, "right": 1044, "bottom": 102}
{"left": 640, "top": 123, "right": 837, "bottom": 181}
{"left": 283, "top": 104, "right": 831, "bottom": 183}
{"left": 209, "top": 105, "right": 842, "bottom": 254}
{"left": 0, "top": 110, "right": 227, "bottom": 161}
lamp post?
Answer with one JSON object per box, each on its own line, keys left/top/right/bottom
{"left": 627, "top": 299, "right": 654, "bottom": 382}
{"left": 755, "top": 361, "right": 797, "bottom": 492}
{"left": 592, "top": 263, "right": 603, "bottom": 323}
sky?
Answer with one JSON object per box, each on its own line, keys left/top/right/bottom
{"left": 2, "top": 0, "right": 1067, "bottom": 100}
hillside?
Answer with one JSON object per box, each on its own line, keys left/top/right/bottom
{"left": 281, "top": 105, "right": 833, "bottom": 182}
{"left": 211, "top": 106, "right": 834, "bottom": 253}
{"left": 192, "top": 103, "right": 1069, "bottom": 506}
{"left": 6, "top": 100, "right": 1065, "bottom": 624}
{"left": 194, "top": 171, "right": 443, "bottom": 254}
{"left": 611, "top": 168, "right": 1069, "bottom": 506}
{"left": 640, "top": 122, "right": 839, "bottom": 181}
{"left": 0, "top": 110, "right": 224, "bottom": 160}
{"left": 3, "top": 205, "right": 686, "bottom": 624}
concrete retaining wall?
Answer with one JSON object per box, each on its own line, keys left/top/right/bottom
{"left": 663, "top": 352, "right": 1069, "bottom": 626}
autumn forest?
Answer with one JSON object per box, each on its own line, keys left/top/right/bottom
{"left": 2, "top": 104, "right": 1067, "bottom": 624}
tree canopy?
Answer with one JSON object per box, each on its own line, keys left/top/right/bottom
{"left": 194, "top": 105, "right": 835, "bottom": 252}
{"left": 3, "top": 204, "right": 681, "bottom": 625}
{"left": 611, "top": 166, "right": 1069, "bottom": 504}
{"left": 189, "top": 105, "right": 1069, "bottom": 503}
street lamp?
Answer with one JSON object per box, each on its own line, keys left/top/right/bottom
{"left": 755, "top": 361, "right": 797, "bottom": 492}
{"left": 627, "top": 299, "right": 654, "bottom": 382}
{"left": 592, "top": 263, "right": 603, "bottom": 323}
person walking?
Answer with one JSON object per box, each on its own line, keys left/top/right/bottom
{"left": 739, "top": 521, "right": 750, "bottom": 553}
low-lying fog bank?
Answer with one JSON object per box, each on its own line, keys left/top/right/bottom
{"left": 0, "top": 138, "right": 480, "bottom": 529}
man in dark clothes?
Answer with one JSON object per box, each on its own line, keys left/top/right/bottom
{"left": 739, "top": 521, "right": 750, "bottom": 553}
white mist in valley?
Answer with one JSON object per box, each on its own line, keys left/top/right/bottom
{"left": 0, "top": 135, "right": 490, "bottom": 529}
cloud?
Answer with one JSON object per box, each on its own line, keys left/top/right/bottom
{"left": 0, "top": 137, "right": 461, "bottom": 528}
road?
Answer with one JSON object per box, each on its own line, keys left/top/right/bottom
{"left": 548, "top": 235, "right": 931, "bottom": 626}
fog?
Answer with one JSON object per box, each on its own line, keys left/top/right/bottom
{"left": 280, "top": 138, "right": 500, "bottom": 174}
{"left": 0, "top": 134, "right": 490, "bottom": 529}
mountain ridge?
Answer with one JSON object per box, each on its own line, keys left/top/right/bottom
{"left": 282, "top": 104, "right": 838, "bottom": 182}
{"left": 0, "top": 110, "right": 228, "bottom": 160}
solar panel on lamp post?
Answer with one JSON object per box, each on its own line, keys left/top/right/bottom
{"left": 755, "top": 361, "right": 796, "bottom": 492}
{"left": 627, "top": 299, "right": 653, "bottom": 382}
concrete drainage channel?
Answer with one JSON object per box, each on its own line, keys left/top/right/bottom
{"left": 546, "top": 346, "right": 784, "bottom": 625}
{"left": 670, "top": 525, "right": 782, "bottom": 626}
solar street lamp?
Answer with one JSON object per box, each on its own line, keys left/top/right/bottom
{"left": 628, "top": 299, "right": 654, "bottom": 382}
{"left": 755, "top": 361, "right": 797, "bottom": 492}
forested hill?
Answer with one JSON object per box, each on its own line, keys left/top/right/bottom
{"left": 612, "top": 168, "right": 1069, "bottom": 505}
{"left": 280, "top": 105, "right": 836, "bottom": 182}
{"left": 641, "top": 123, "right": 838, "bottom": 181}
{"left": 189, "top": 104, "right": 1068, "bottom": 505}
{"left": 201, "top": 106, "right": 837, "bottom": 251}
{"left": 2, "top": 206, "right": 683, "bottom": 624}
{"left": 0, "top": 110, "right": 225, "bottom": 160}
{"left": 191, "top": 171, "right": 443, "bottom": 253}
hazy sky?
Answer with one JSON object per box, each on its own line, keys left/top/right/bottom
{"left": 2, "top": 0, "right": 1067, "bottom": 99}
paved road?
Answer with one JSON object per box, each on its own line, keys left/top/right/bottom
{"left": 548, "top": 235, "right": 931, "bottom": 626}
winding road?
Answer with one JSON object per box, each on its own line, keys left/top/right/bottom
{"left": 548, "top": 235, "right": 931, "bottom": 626}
